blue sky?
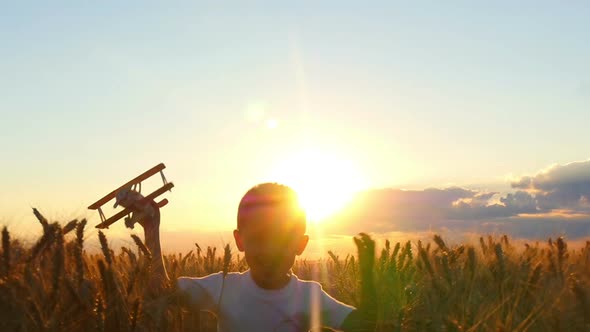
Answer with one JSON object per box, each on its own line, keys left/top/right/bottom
{"left": 1, "top": 2, "right": 589, "bottom": 244}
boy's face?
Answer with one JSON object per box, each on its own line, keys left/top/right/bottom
{"left": 234, "top": 204, "right": 308, "bottom": 287}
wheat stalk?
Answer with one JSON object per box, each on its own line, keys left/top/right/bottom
{"left": 130, "top": 297, "right": 140, "bottom": 331}
{"left": 32, "top": 207, "right": 49, "bottom": 231}
{"left": 95, "top": 295, "right": 105, "bottom": 332}
{"left": 75, "top": 219, "right": 86, "bottom": 287}
{"left": 131, "top": 234, "right": 151, "bottom": 258}
{"left": 62, "top": 219, "right": 78, "bottom": 235}
{"left": 222, "top": 244, "right": 232, "bottom": 277}
{"left": 98, "top": 231, "right": 113, "bottom": 266}
{"left": 2, "top": 226, "right": 9, "bottom": 278}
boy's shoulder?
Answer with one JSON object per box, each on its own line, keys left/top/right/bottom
{"left": 176, "top": 271, "right": 248, "bottom": 309}
{"left": 290, "top": 274, "right": 322, "bottom": 290}
{"left": 177, "top": 271, "right": 245, "bottom": 287}
{"left": 177, "top": 271, "right": 326, "bottom": 298}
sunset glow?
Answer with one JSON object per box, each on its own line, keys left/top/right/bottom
{"left": 2, "top": 2, "right": 589, "bottom": 245}
{"left": 270, "top": 149, "right": 366, "bottom": 223}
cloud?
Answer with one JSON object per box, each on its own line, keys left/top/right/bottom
{"left": 475, "top": 216, "right": 590, "bottom": 240}
{"left": 326, "top": 160, "right": 590, "bottom": 239}
{"left": 330, "top": 187, "right": 476, "bottom": 232}
{"left": 512, "top": 160, "right": 590, "bottom": 211}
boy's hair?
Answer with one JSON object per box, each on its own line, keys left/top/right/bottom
{"left": 237, "top": 183, "right": 307, "bottom": 233}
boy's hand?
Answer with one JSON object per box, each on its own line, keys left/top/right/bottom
{"left": 114, "top": 188, "right": 160, "bottom": 231}
{"left": 353, "top": 233, "right": 375, "bottom": 277}
{"left": 134, "top": 201, "right": 160, "bottom": 231}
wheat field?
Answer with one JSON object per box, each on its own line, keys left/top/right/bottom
{"left": 0, "top": 209, "right": 588, "bottom": 331}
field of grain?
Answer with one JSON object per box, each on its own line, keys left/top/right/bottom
{"left": 0, "top": 209, "right": 589, "bottom": 331}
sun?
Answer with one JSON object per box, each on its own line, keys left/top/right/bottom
{"left": 269, "top": 149, "right": 366, "bottom": 223}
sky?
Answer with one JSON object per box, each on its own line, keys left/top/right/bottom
{"left": 1, "top": 2, "right": 589, "bottom": 251}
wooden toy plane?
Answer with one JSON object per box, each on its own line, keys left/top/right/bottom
{"left": 88, "top": 163, "right": 174, "bottom": 229}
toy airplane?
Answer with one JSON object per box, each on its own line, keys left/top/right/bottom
{"left": 88, "top": 163, "right": 174, "bottom": 229}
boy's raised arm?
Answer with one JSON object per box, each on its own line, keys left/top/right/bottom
{"left": 141, "top": 204, "right": 170, "bottom": 291}
{"left": 139, "top": 200, "right": 203, "bottom": 328}
{"left": 127, "top": 199, "right": 170, "bottom": 293}
{"left": 340, "top": 233, "right": 377, "bottom": 332}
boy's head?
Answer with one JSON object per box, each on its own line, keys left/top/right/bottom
{"left": 233, "top": 183, "right": 309, "bottom": 287}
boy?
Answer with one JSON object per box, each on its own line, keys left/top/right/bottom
{"left": 124, "top": 182, "right": 376, "bottom": 331}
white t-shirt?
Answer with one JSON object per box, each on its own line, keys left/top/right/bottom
{"left": 177, "top": 270, "right": 355, "bottom": 332}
